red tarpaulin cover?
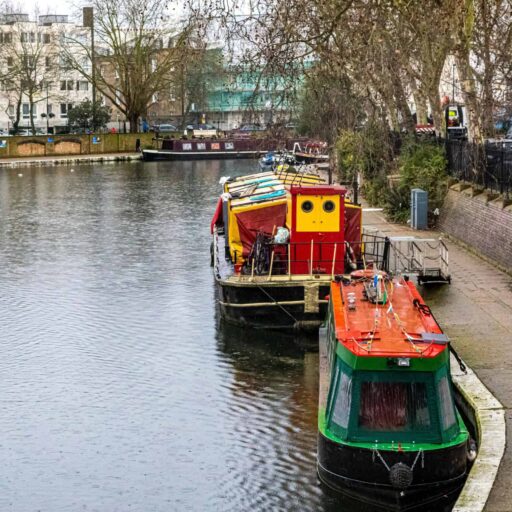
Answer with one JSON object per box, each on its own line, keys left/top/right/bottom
{"left": 236, "top": 204, "right": 287, "bottom": 257}
{"left": 210, "top": 197, "right": 223, "bottom": 234}
{"left": 345, "top": 206, "right": 362, "bottom": 256}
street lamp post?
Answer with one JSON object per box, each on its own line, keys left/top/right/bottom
{"left": 83, "top": 7, "right": 96, "bottom": 132}
{"left": 45, "top": 82, "right": 49, "bottom": 134}
{"left": 452, "top": 63, "right": 456, "bottom": 103}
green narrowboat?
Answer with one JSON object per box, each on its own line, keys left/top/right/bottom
{"left": 318, "top": 270, "right": 472, "bottom": 510}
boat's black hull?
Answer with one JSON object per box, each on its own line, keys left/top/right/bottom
{"left": 317, "top": 433, "right": 467, "bottom": 511}
{"left": 215, "top": 278, "right": 330, "bottom": 331}
{"left": 142, "top": 150, "right": 263, "bottom": 161}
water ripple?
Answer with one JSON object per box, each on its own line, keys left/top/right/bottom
{"left": 0, "top": 161, "right": 363, "bottom": 512}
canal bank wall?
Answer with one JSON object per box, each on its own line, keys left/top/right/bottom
{"left": 0, "top": 132, "right": 153, "bottom": 159}
{"left": 438, "top": 185, "right": 512, "bottom": 273}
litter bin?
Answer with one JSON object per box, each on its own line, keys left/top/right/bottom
{"left": 411, "top": 188, "right": 428, "bottom": 230}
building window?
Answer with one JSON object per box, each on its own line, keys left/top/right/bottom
{"left": 22, "top": 103, "right": 30, "bottom": 119}
{"left": 23, "top": 56, "right": 34, "bottom": 69}
{"left": 60, "top": 80, "right": 74, "bottom": 91}
{"left": 7, "top": 57, "right": 13, "bottom": 69}
{"left": 43, "top": 33, "right": 50, "bottom": 44}
{"left": 3, "top": 32, "right": 12, "bottom": 44}
{"left": 59, "top": 55, "right": 69, "bottom": 69}
{"left": 152, "top": 93, "right": 158, "bottom": 103}
{"left": 60, "top": 103, "right": 73, "bottom": 118}
{"left": 47, "top": 104, "right": 53, "bottom": 115}
{"left": 45, "top": 57, "right": 52, "bottom": 69}
{"left": 21, "top": 32, "right": 35, "bottom": 43}
{"left": 77, "top": 81, "right": 89, "bottom": 91}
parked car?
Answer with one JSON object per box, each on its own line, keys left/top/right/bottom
{"left": 184, "top": 123, "right": 219, "bottom": 139}
{"left": 185, "top": 123, "right": 217, "bottom": 131}
{"left": 235, "top": 123, "right": 265, "bottom": 132}
{"left": 155, "top": 123, "right": 177, "bottom": 132}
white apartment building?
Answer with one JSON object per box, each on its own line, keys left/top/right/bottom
{"left": 0, "top": 13, "right": 92, "bottom": 134}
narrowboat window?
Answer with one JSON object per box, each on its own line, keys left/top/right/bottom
{"left": 331, "top": 372, "right": 352, "bottom": 429}
{"left": 438, "top": 376, "right": 456, "bottom": 430}
{"left": 358, "top": 381, "right": 430, "bottom": 431}
{"left": 301, "top": 200, "right": 314, "bottom": 213}
{"left": 323, "top": 200, "right": 335, "bottom": 213}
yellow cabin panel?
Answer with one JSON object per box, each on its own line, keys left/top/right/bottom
{"left": 296, "top": 194, "right": 340, "bottom": 232}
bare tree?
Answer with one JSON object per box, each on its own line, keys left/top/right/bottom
{"left": 63, "top": 0, "right": 196, "bottom": 132}
{"left": 196, "top": 0, "right": 512, "bottom": 143}
{"left": 0, "top": 12, "right": 56, "bottom": 134}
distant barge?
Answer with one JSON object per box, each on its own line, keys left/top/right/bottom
{"left": 142, "top": 137, "right": 326, "bottom": 161}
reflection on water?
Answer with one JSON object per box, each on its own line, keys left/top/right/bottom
{"left": 0, "top": 160, "right": 443, "bottom": 511}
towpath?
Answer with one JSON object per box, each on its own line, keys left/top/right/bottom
{"left": 363, "top": 208, "right": 512, "bottom": 512}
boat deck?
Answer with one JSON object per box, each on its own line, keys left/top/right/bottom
{"left": 332, "top": 278, "right": 447, "bottom": 358}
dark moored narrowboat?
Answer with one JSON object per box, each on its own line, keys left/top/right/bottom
{"left": 142, "top": 137, "right": 322, "bottom": 161}
{"left": 211, "top": 168, "right": 363, "bottom": 332}
{"left": 318, "top": 271, "right": 471, "bottom": 510}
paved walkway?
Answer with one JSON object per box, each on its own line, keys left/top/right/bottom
{"left": 363, "top": 208, "right": 512, "bottom": 512}
{"left": 0, "top": 152, "right": 141, "bottom": 168}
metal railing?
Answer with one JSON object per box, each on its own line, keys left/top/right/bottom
{"left": 445, "top": 139, "right": 512, "bottom": 198}
{"left": 241, "top": 235, "right": 392, "bottom": 281}
{"left": 214, "top": 228, "right": 449, "bottom": 282}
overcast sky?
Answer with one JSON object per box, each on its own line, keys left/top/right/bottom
{"left": 24, "top": 1, "right": 83, "bottom": 19}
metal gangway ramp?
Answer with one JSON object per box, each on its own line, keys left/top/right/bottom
{"left": 361, "top": 230, "right": 451, "bottom": 284}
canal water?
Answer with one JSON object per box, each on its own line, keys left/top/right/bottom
{"left": 0, "top": 160, "right": 379, "bottom": 512}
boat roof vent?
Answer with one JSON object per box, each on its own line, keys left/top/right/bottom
{"left": 420, "top": 332, "right": 449, "bottom": 344}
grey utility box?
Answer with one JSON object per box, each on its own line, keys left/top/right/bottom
{"left": 411, "top": 188, "right": 428, "bottom": 230}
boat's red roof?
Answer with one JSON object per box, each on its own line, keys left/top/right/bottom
{"left": 331, "top": 277, "right": 446, "bottom": 358}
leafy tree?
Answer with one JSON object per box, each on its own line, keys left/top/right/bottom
{"left": 68, "top": 99, "right": 111, "bottom": 132}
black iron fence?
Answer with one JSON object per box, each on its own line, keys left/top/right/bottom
{"left": 445, "top": 139, "right": 512, "bottom": 198}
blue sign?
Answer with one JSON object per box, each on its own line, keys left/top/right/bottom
{"left": 47, "top": 137, "right": 54, "bottom": 143}
{"left": 92, "top": 136, "right": 101, "bottom": 144}
{"left": 0, "top": 140, "right": 7, "bottom": 148}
